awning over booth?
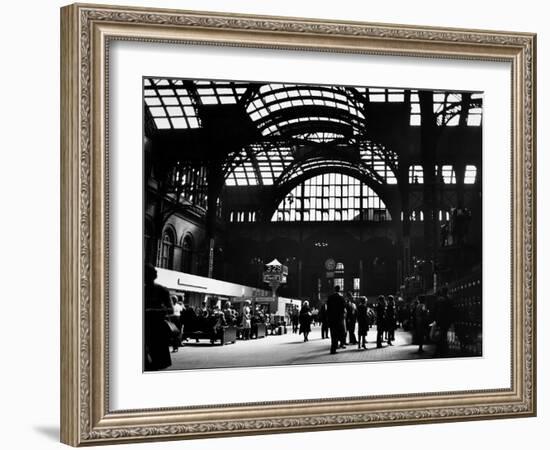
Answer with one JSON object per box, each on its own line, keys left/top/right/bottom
{"left": 155, "top": 268, "right": 270, "bottom": 298}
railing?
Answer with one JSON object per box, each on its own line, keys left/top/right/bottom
{"left": 447, "top": 271, "right": 482, "bottom": 356}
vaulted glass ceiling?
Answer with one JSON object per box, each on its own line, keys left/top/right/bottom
{"left": 222, "top": 140, "right": 397, "bottom": 187}
{"left": 143, "top": 78, "right": 483, "bottom": 131}
{"left": 144, "top": 78, "right": 482, "bottom": 189}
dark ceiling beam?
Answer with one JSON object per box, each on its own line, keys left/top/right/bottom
{"left": 244, "top": 146, "right": 264, "bottom": 186}
{"left": 458, "top": 93, "right": 472, "bottom": 127}
{"left": 266, "top": 120, "right": 355, "bottom": 139}
{"left": 238, "top": 84, "right": 262, "bottom": 107}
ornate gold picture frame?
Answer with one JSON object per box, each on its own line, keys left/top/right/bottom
{"left": 60, "top": 3, "right": 536, "bottom": 446}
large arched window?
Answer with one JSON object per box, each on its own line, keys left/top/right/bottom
{"left": 159, "top": 228, "right": 176, "bottom": 269}
{"left": 181, "top": 234, "right": 194, "bottom": 273}
{"left": 271, "top": 173, "right": 391, "bottom": 222}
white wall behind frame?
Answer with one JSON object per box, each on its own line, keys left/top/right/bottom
{"left": 0, "top": 1, "right": 545, "bottom": 450}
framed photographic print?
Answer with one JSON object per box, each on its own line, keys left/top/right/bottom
{"left": 60, "top": 3, "right": 536, "bottom": 446}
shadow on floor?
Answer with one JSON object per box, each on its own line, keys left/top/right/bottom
{"left": 33, "top": 425, "right": 59, "bottom": 442}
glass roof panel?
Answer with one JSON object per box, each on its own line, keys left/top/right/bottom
{"left": 154, "top": 118, "right": 171, "bottom": 129}
{"left": 246, "top": 83, "right": 365, "bottom": 136}
{"left": 145, "top": 97, "right": 161, "bottom": 106}
{"left": 144, "top": 80, "right": 482, "bottom": 180}
{"left": 143, "top": 78, "right": 202, "bottom": 130}
{"left": 144, "top": 78, "right": 482, "bottom": 136}
{"left": 161, "top": 97, "right": 178, "bottom": 105}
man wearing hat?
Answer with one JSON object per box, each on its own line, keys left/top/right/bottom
{"left": 327, "top": 285, "right": 346, "bottom": 354}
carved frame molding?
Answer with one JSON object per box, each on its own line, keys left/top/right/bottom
{"left": 60, "top": 3, "right": 536, "bottom": 446}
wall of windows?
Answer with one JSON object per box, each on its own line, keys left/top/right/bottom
{"left": 272, "top": 173, "right": 391, "bottom": 222}
{"left": 409, "top": 165, "right": 424, "bottom": 184}
{"left": 408, "top": 164, "right": 478, "bottom": 185}
{"left": 229, "top": 211, "right": 257, "bottom": 223}
{"left": 402, "top": 209, "right": 451, "bottom": 222}
{"left": 170, "top": 164, "right": 208, "bottom": 209}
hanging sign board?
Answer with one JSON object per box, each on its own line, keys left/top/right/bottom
{"left": 263, "top": 259, "right": 288, "bottom": 282}
{"left": 263, "top": 273, "right": 283, "bottom": 283}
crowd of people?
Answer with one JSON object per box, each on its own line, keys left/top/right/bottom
{"left": 168, "top": 297, "right": 287, "bottom": 348}
{"left": 323, "top": 286, "right": 396, "bottom": 354}
{"left": 144, "top": 264, "right": 289, "bottom": 370}
{"left": 297, "top": 286, "right": 453, "bottom": 357}
{"left": 145, "top": 263, "right": 454, "bottom": 371}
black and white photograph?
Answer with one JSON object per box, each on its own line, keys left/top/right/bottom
{"left": 143, "top": 77, "right": 483, "bottom": 372}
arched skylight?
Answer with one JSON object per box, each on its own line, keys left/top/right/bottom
{"left": 224, "top": 140, "right": 398, "bottom": 188}
{"left": 271, "top": 173, "right": 391, "bottom": 222}
{"left": 248, "top": 84, "right": 363, "bottom": 119}
{"left": 224, "top": 145, "right": 294, "bottom": 186}
{"left": 247, "top": 84, "right": 364, "bottom": 136}
{"left": 276, "top": 158, "right": 373, "bottom": 187}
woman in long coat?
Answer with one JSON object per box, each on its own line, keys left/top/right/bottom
{"left": 375, "top": 296, "right": 387, "bottom": 348}
{"left": 299, "top": 300, "right": 312, "bottom": 342}
{"left": 385, "top": 295, "right": 397, "bottom": 345}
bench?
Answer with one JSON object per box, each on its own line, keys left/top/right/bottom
{"left": 183, "top": 325, "right": 237, "bottom": 345}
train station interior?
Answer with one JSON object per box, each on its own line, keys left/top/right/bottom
{"left": 143, "top": 78, "right": 483, "bottom": 369}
